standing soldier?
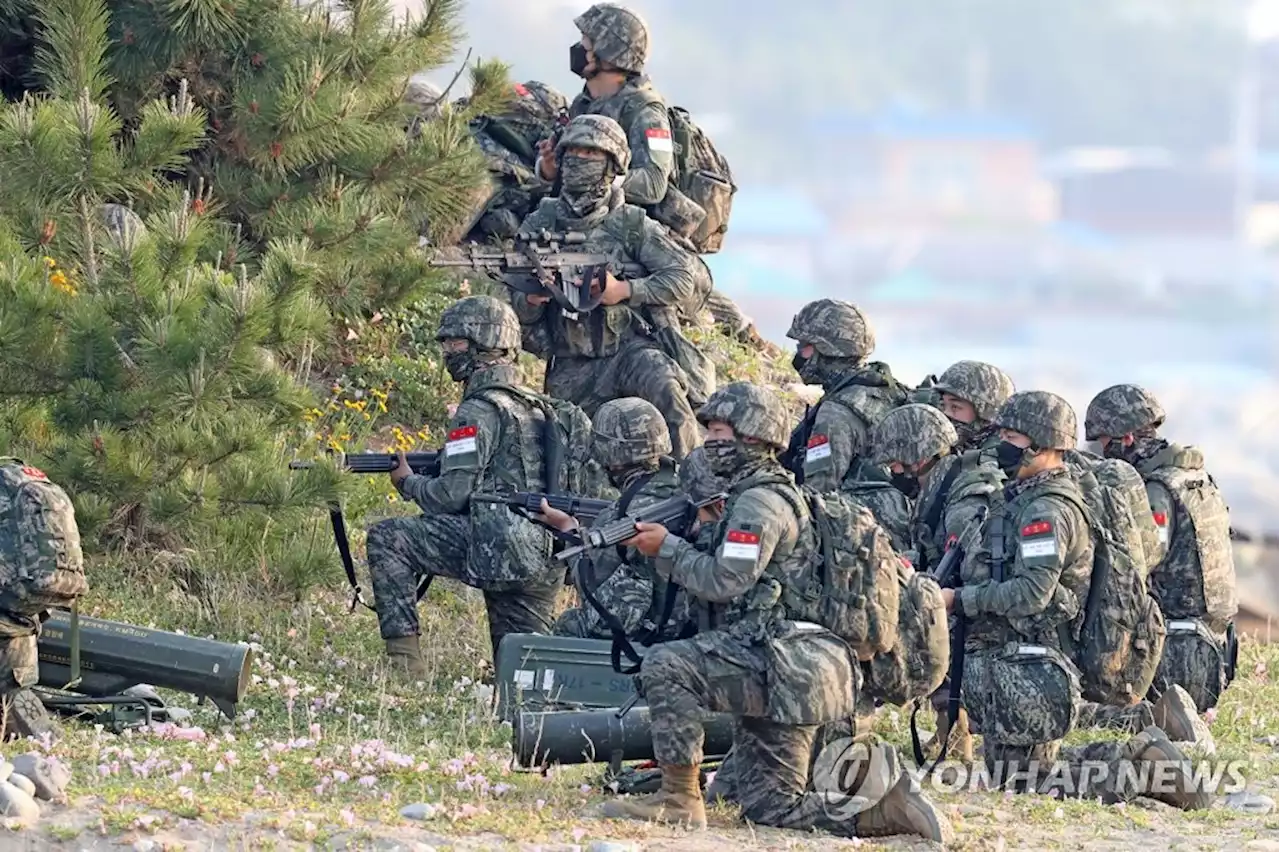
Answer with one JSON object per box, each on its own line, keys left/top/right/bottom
{"left": 1085, "top": 384, "right": 1239, "bottom": 712}
{"left": 945, "top": 391, "right": 1211, "bottom": 807}
{"left": 513, "top": 114, "right": 711, "bottom": 459}
{"left": 601, "top": 382, "right": 952, "bottom": 843}
{"left": 365, "top": 296, "right": 591, "bottom": 674}
{"left": 932, "top": 360, "right": 1016, "bottom": 454}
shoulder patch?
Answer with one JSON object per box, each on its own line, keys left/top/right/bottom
{"left": 1153, "top": 511, "right": 1169, "bottom": 545}
{"left": 445, "top": 424, "right": 478, "bottom": 457}
{"left": 1021, "top": 520, "right": 1053, "bottom": 537}
{"left": 645, "top": 127, "right": 673, "bottom": 154}
{"left": 722, "top": 528, "right": 761, "bottom": 562}
{"left": 805, "top": 434, "right": 832, "bottom": 463}
{"left": 513, "top": 83, "right": 530, "bottom": 97}
{"left": 1019, "top": 519, "right": 1057, "bottom": 559}
{"left": 21, "top": 466, "right": 47, "bottom": 481}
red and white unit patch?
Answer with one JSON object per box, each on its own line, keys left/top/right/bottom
{"left": 1153, "top": 511, "right": 1169, "bottom": 545}
{"left": 723, "top": 529, "right": 761, "bottom": 561}
{"left": 1019, "top": 520, "right": 1057, "bottom": 559}
{"left": 805, "top": 434, "right": 832, "bottom": 464}
{"left": 445, "top": 425, "right": 478, "bottom": 456}
{"left": 513, "top": 82, "right": 530, "bottom": 97}
{"left": 645, "top": 127, "right": 674, "bottom": 154}
{"left": 21, "top": 466, "right": 46, "bottom": 480}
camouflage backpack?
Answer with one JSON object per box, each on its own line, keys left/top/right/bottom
{"left": 775, "top": 485, "right": 903, "bottom": 660}
{"left": 663, "top": 107, "right": 736, "bottom": 254}
{"left": 477, "top": 388, "right": 595, "bottom": 496}
{"left": 0, "top": 459, "right": 88, "bottom": 617}
{"left": 1052, "top": 468, "right": 1167, "bottom": 706}
{"left": 863, "top": 557, "right": 950, "bottom": 706}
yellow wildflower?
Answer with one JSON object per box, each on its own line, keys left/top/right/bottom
{"left": 49, "top": 271, "right": 77, "bottom": 296}
{"left": 43, "top": 256, "right": 57, "bottom": 269}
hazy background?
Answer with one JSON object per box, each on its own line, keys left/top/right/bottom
{"left": 411, "top": 0, "right": 1280, "bottom": 535}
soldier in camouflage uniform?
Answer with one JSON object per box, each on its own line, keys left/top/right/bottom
{"left": 366, "top": 296, "right": 577, "bottom": 674}
{"left": 538, "top": 3, "right": 767, "bottom": 351}
{"left": 513, "top": 114, "right": 710, "bottom": 459}
{"left": 933, "top": 360, "right": 1015, "bottom": 455}
{"left": 547, "top": 398, "right": 691, "bottom": 640}
{"left": 871, "top": 403, "right": 1004, "bottom": 760}
{"left": 601, "top": 382, "right": 951, "bottom": 842}
{"left": 1086, "top": 384, "right": 1239, "bottom": 712}
{"left": 783, "top": 299, "right": 909, "bottom": 493}
{"left": 945, "top": 392, "right": 1211, "bottom": 806}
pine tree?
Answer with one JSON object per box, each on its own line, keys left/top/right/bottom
{"left": 0, "top": 0, "right": 505, "bottom": 603}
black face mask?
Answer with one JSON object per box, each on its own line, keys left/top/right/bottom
{"left": 569, "top": 42, "right": 594, "bottom": 78}
{"left": 443, "top": 351, "right": 477, "bottom": 383}
{"left": 1101, "top": 439, "right": 1128, "bottom": 460}
{"left": 890, "top": 470, "right": 920, "bottom": 499}
{"left": 995, "top": 441, "right": 1031, "bottom": 476}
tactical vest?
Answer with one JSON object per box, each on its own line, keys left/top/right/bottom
{"left": 1136, "top": 444, "right": 1237, "bottom": 633}
{"left": 843, "top": 480, "right": 912, "bottom": 553}
{"left": 912, "top": 452, "right": 1003, "bottom": 573}
{"left": 787, "top": 363, "right": 908, "bottom": 484}
{"left": 569, "top": 79, "right": 663, "bottom": 137}
{"left": 975, "top": 474, "right": 1092, "bottom": 650}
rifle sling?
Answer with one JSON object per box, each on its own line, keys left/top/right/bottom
{"left": 329, "top": 504, "right": 382, "bottom": 613}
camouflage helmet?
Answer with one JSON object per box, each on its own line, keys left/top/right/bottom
{"left": 591, "top": 397, "right": 671, "bottom": 467}
{"left": 574, "top": 3, "right": 650, "bottom": 74}
{"left": 509, "top": 81, "right": 568, "bottom": 123}
{"left": 555, "top": 114, "right": 631, "bottom": 173}
{"left": 934, "top": 360, "right": 1015, "bottom": 422}
{"left": 679, "top": 446, "right": 726, "bottom": 502}
{"left": 404, "top": 75, "right": 444, "bottom": 119}
{"left": 696, "top": 382, "right": 790, "bottom": 450}
{"left": 871, "top": 404, "right": 958, "bottom": 466}
{"left": 994, "top": 391, "right": 1078, "bottom": 451}
{"left": 1084, "top": 384, "right": 1166, "bottom": 441}
{"left": 435, "top": 295, "right": 521, "bottom": 351}
{"left": 785, "top": 299, "right": 875, "bottom": 359}
{"left": 100, "top": 203, "right": 146, "bottom": 250}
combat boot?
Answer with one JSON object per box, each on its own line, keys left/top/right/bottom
{"left": 384, "top": 636, "right": 428, "bottom": 679}
{"left": 854, "top": 745, "right": 955, "bottom": 844}
{"left": 935, "top": 706, "right": 974, "bottom": 763}
{"left": 1, "top": 689, "right": 58, "bottom": 742}
{"left": 601, "top": 763, "right": 707, "bottom": 829}
{"left": 1151, "top": 685, "right": 1215, "bottom": 750}
{"left": 1126, "top": 726, "right": 1214, "bottom": 810}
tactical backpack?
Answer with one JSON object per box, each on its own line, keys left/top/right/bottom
{"left": 0, "top": 459, "right": 88, "bottom": 618}
{"left": 773, "top": 484, "right": 903, "bottom": 660}
{"left": 662, "top": 107, "right": 736, "bottom": 254}
{"left": 863, "top": 558, "right": 950, "bottom": 706}
{"left": 1059, "top": 467, "right": 1167, "bottom": 706}
{"left": 477, "top": 388, "right": 594, "bottom": 496}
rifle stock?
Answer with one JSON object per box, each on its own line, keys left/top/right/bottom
{"left": 37, "top": 613, "right": 254, "bottom": 719}
{"left": 556, "top": 492, "right": 726, "bottom": 562}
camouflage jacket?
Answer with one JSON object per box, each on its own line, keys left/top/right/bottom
{"left": 654, "top": 459, "right": 819, "bottom": 634}
{"left": 512, "top": 195, "right": 710, "bottom": 360}
{"left": 1132, "top": 440, "right": 1237, "bottom": 633}
{"left": 841, "top": 462, "right": 913, "bottom": 553}
{"left": 958, "top": 467, "right": 1093, "bottom": 652}
{"left": 396, "top": 364, "right": 555, "bottom": 584}
{"left": 911, "top": 450, "right": 1004, "bottom": 573}
{"left": 794, "top": 362, "right": 908, "bottom": 492}
{"left": 566, "top": 77, "right": 673, "bottom": 206}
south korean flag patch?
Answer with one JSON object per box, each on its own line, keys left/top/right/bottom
{"left": 445, "top": 424, "right": 478, "bottom": 459}
{"left": 1153, "top": 511, "right": 1169, "bottom": 546}
{"left": 1019, "top": 520, "right": 1057, "bottom": 560}
{"left": 804, "top": 434, "right": 834, "bottom": 473}
{"left": 722, "top": 526, "right": 761, "bottom": 567}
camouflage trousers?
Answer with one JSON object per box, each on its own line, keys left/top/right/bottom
{"left": 966, "top": 648, "right": 1147, "bottom": 801}
{"left": 552, "top": 569, "right": 690, "bottom": 641}
{"left": 544, "top": 347, "right": 700, "bottom": 460}
{"left": 0, "top": 621, "right": 38, "bottom": 693}
{"left": 703, "top": 287, "right": 750, "bottom": 335}
{"left": 1149, "top": 624, "right": 1229, "bottom": 713}
{"left": 366, "top": 514, "right": 561, "bottom": 662}
{"left": 640, "top": 623, "right": 861, "bottom": 834}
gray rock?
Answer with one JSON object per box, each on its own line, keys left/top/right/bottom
{"left": 1245, "top": 840, "right": 1279, "bottom": 852}
{"left": 0, "top": 780, "right": 39, "bottom": 827}
{"left": 587, "top": 843, "right": 638, "bottom": 852}
{"left": 1225, "top": 791, "right": 1276, "bottom": 814}
{"left": 133, "top": 840, "right": 158, "bottom": 852}
{"left": 398, "top": 802, "right": 439, "bottom": 821}
{"left": 10, "top": 754, "right": 69, "bottom": 802}
{"left": 7, "top": 774, "right": 35, "bottom": 798}
{"left": 0, "top": 761, "right": 11, "bottom": 783}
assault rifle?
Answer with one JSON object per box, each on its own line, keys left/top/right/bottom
{"left": 36, "top": 612, "right": 254, "bottom": 731}
{"left": 288, "top": 452, "right": 441, "bottom": 477}
{"left": 472, "top": 491, "right": 614, "bottom": 524}
{"left": 287, "top": 450, "right": 442, "bottom": 612}
{"left": 430, "top": 230, "right": 645, "bottom": 316}
{"left": 555, "top": 492, "right": 727, "bottom": 563}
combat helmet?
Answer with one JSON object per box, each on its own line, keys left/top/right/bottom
{"left": 1084, "top": 384, "right": 1166, "bottom": 441}
{"left": 436, "top": 295, "right": 521, "bottom": 351}
{"left": 574, "top": 3, "right": 650, "bottom": 74}
{"left": 510, "top": 81, "right": 568, "bottom": 124}
{"left": 696, "top": 382, "right": 790, "bottom": 450}
{"left": 679, "top": 446, "right": 727, "bottom": 503}
{"left": 994, "top": 391, "right": 1078, "bottom": 451}
{"left": 934, "top": 360, "right": 1015, "bottom": 422}
{"left": 591, "top": 397, "right": 671, "bottom": 468}
{"left": 404, "top": 75, "right": 444, "bottom": 119}
{"left": 555, "top": 114, "right": 631, "bottom": 174}
{"left": 871, "top": 404, "right": 959, "bottom": 466}
{"left": 785, "top": 299, "right": 875, "bottom": 360}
